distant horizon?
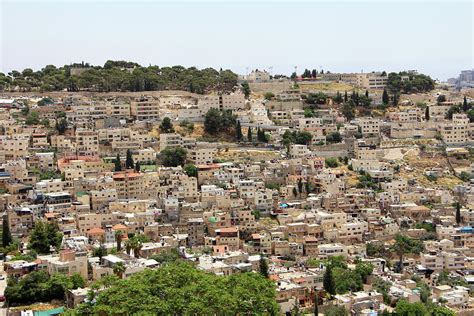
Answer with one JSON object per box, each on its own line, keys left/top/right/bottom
{"left": 1, "top": 1, "right": 472, "bottom": 81}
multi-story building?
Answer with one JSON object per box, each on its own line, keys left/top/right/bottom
{"left": 131, "top": 97, "right": 160, "bottom": 121}
{"left": 188, "top": 148, "right": 216, "bottom": 165}
{"left": 75, "top": 128, "right": 99, "bottom": 155}
{"left": 440, "top": 114, "right": 469, "bottom": 144}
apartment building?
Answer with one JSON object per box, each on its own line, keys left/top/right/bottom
{"left": 132, "top": 148, "right": 156, "bottom": 164}
{"left": 289, "top": 144, "right": 311, "bottom": 158}
{"left": 421, "top": 251, "right": 465, "bottom": 271}
{"left": 159, "top": 133, "right": 195, "bottom": 150}
{"left": 75, "top": 128, "right": 99, "bottom": 155}
{"left": 113, "top": 172, "right": 148, "bottom": 200}
{"left": 357, "top": 118, "right": 380, "bottom": 136}
{"left": 440, "top": 114, "right": 469, "bottom": 144}
{"left": 188, "top": 148, "right": 216, "bottom": 165}
{"left": 40, "top": 250, "right": 88, "bottom": 279}
{"left": 131, "top": 97, "right": 160, "bottom": 121}
{"left": 356, "top": 72, "right": 388, "bottom": 90}
{"left": 2, "top": 135, "right": 29, "bottom": 160}
{"left": 338, "top": 221, "right": 369, "bottom": 242}
{"left": 246, "top": 69, "right": 271, "bottom": 82}
{"left": 199, "top": 93, "right": 246, "bottom": 111}
{"left": 76, "top": 212, "right": 121, "bottom": 233}
{"left": 294, "top": 118, "right": 322, "bottom": 130}
{"left": 317, "top": 243, "right": 348, "bottom": 258}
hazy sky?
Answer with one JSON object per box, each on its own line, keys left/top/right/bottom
{"left": 1, "top": 0, "right": 472, "bottom": 80}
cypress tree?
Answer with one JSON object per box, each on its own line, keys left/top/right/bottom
{"left": 456, "top": 202, "right": 462, "bottom": 225}
{"left": 382, "top": 88, "right": 389, "bottom": 105}
{"left": 393, "top": 93, "right": 399, "bottom": 106}
{"left": 425, "top": 106, "right": 430, "bottom": 121}
{"left": 114, "top": 154, "right": 122, "bottom": 172}
{"left": 463, "top": 96, "right": 469, "bottom": 112}
{"left": 135, "top": 161, "right": 141, "bottom": 172}
{"left": 323, "top": 265, "right": 336, "bottom": 295}
{"left": 259, "top": 255, "right": 269, "bottom": 278}
{"left": 235, "top": 121, "right": 243, "bottom": 140}
{"left": 2, "top": 214, "right": 12, "bottom": 248}
{"left": 247, "top": 127, "right": 252, "bottom": 142}
{"left": 297, "top": 178, "right": 303, "bottom": 196}
{"left": 125, "top": 149, "right": 134, "bottom": 169}
{"left": 314, "top": 291, "right": 319, "bottom": 316}
{"left": 344, "top": 91, "right": 348, "bottom": 102}
{"left": 365, "top": 90, "right": 369, "bottom": 98}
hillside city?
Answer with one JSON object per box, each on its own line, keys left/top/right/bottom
{"left": 0, "top": 63, "right": 473, "bottom": 315}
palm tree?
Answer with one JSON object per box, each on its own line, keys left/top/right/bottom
{"left": 125, "top": 235, "right": 144, "bottom": 258}
{"left": 113, "top": 262, "right": 126, "bottom": 279}
{"left": 125, "top": 238, "right": 134, "bottom": 256}
{"left": 133, "top": 241, "right": 143, "bottom": 258}
{"left": 115, "top": 230, "right": 123, "bottom": 251}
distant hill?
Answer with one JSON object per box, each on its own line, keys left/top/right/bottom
{"left": 0, "top": 61, "right": 238, "bottom": 94}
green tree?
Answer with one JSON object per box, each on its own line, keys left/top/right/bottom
{"left": 425, "top": 106, "right": 430, "bottom": 121}
{"left": 355, "top": 261, "right": 374, "bottom": 283}
{"left": 431, "top": 306, "right": 455, "bottom": 316}
{"left": 326, "top": 132, "right": 342, "bottom": 144}
{"left": 393, "top": 92, "right": 399, "bottom": 106}
{"left": 344, "top": 91, "right": 348, "bottom": 102}
{"left": 25, "top": 111, "right": 40, "bottom": 125}
{"left": 297, "top": 178, "right": 303, "bottom": 196}
{"left": 2, "top": 214, "right": 12, "bottom": 248}
{"left": 241, "top": 81, "right": 251, "bottom": 98}
{"left": 29, "top": 221, "right": 63, "bottom": 254}
{"left": 159, "top": 117, "right": 174, "bottom": 133}
{"left": 462, "top": 96, "right": 469, "bottom": 112}
{"left": 160, "top": 147, "right": 187, "bottom": 167}
{"left": 204, "top": 108, "right": 236, "bottom": 135}
{"left": 134, "top": 161, "right": 141, "bottom": 172}
{"left": 446, "top": 105, "right": 462, "bottom": 119}
{"left": 391, "top": 234, "right": 424, "bottom": 272}
{"left": 247, "top": 127, "right": 252, "bottom": 142}
{"left": 382, "top": 88, "right": 389, "bottom": 105}
{"left": 334, "top": 91, "right": 343, "bottom": 104}
{"left": 149, "top": 248, "right": 180, "bottom": 264}
{"left": 323, "top": 265, "right": 336, "bottom": 295}
{"left": 93, "top": 244, "right": 108, "bottom": 261}
{"left": 184, "top": 164, "right": 198, "bottom": 177}
{"left": 325, "top": 158, "right": 339, "bottom": 168}
{"left": 115, "top": 230, "right": 123, "bottom": 251}
{"left": 71, "top": 273, "right": 86, "bottom": 289}
{"left": 259, "top": 255, "right": 269, "bottom": 278}
{"left": 292, "top": 187, "right": 298, "bottom": 198}
{"left": 313, "top": 291, "right": 319, "bottom": 316}
{"left": 235, "top": 120, "right": 243, "bottom": 140}
{"left": 395, "top": 300, "right": 427, "bottom": 316}
{"left": 125, "top": 149, "right": 134, "bottom": 169}
{"left": 113, "top": 261, "right": 126, "bottom": 279}
{"left": 114, "top": 154, "right": 122, "bottom": 172}
{"left": 74, "top": 262, "right": 278, "bottom": 315}
{"left": 55, "top": 118, "right": 67, "bottom": 134}
{"left": 264, "top": 92, "right": 275, "bottom": 100}
{"left": 437, "top": 94, "right": 447, "bottom": 104}
{"left": 342, "top": 102, "right": 355, "bottom": 121}
{"left": 455, "top": 202, "right": 461, "bottom": 225}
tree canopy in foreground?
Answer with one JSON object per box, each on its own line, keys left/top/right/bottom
{"left": 74, "top": 262, "right": 279, "bottom": 315}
